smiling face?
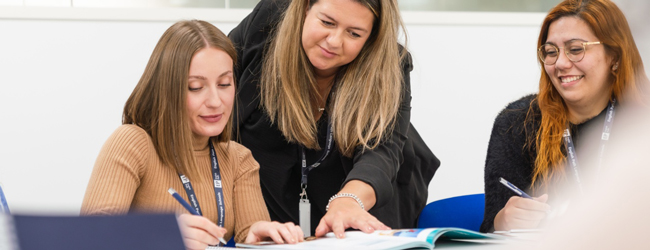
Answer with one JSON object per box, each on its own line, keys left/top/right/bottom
{"left": 301, "top": 0, "right": 375, "bottom": 78}
{"left": 186, "top": 47, "right": 235, "bottom": 145}
{"left": 544, "top": 16, "right": 614, "bottom": 110}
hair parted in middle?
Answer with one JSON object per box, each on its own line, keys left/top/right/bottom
{"left": 122, "top": 20, "right": 237, "bottom": 179}
{"left": 261, "top": 0, "right": 408, "bottom": 157}
{"left": 528, "top": 0, "right": 648, "bottom": 190}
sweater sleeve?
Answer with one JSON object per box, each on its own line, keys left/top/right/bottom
{"left": 81, "top": 125, "right": 149, "bottom": 215}
{"left": 480, "top": 95, "right": 537, "bottom": 232}
{"left": 232, "top": 143, "right": 271, "bottom": 243}
{"left": 344, "top": 52, "right": 414, "bottom": 208}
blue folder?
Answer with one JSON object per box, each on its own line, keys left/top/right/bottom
{"left": 13, "top": 213, "right": 185, "bottom": 250}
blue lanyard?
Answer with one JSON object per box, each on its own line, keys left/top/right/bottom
{"left": 300, "top": 120, "right": 334, "bottom": 196}
{"left": 298, "top": 120, "right": 333, "bottom": 237}
{"left": 563, "top": 99, "right": 616, "bottom": 191}
{"left": 178, "top": 140, "right": 225, "bottom": 228}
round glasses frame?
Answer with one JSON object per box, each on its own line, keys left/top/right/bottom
{"left": 538, "top": 41, "right": 601, "bottom": 65}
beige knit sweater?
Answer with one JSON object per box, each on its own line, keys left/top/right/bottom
{"left": 81, "top": 125, "right": 270, "bottom": 243}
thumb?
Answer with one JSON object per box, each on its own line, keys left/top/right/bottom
{"left": 314, "top": 219, "right": 329, "bottom": 237}
{"left": 244, "top": 231, "right": 260, "bottom": 243}
{"left": 534, "top": 193, "right": 549, "bottom": 203}
{"left": 217, "top": 227, "right": 227, "bottom": 238}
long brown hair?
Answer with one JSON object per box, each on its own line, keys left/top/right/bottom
{"left": 261, "top": 0, "right": 407, "bottom": 156}
{"left": 123, "top": 20, "right": 237, "bottom": 179}
{"left": 530, "top": 0, "right": 648, "bottom": 189}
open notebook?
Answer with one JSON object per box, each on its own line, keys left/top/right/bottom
{"left": 236, "top": 228, "right": 506, "bottom": 250}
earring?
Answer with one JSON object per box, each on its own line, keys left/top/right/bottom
{"left": 612, "top": 62, "right": 619, "bottom": 71}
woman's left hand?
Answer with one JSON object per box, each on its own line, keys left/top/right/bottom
{"left": 245, "top": 221, "right": 304, "bottom": 244}
{"left": 314, "top": 197, "right": 390, "bottom": 238}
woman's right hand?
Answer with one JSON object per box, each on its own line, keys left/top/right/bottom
{"left": 177, "top": 213, "right": 227, "bottom": 250}
{"left": 493, "top": 194, "right": 550, "bottom": 231}
{"left": 245, "top": 221, "right": 304, "bottom": 244}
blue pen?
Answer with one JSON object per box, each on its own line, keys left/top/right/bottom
{"left": 168, "top": 188, "right": 200, "bottom": 215}
{"left": 499, "top": 177, "right": 532, "bottom": 199}
{"left": 0, "top": 184, "right": 10, "bottom": 214}
{"left": 168, "top": 188, "right": 227, "bottom": 245}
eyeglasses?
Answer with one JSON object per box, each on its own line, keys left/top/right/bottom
{"left": 538, "top": 40, "right": 601, "bottom": 65}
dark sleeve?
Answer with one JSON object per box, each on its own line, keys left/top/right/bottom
{"left": 228, "top": 0, "right": 288, "bottom": 127}
{"left": 344, "top": 53, "right": 414, "bottom": 208}
{"left": 480, "top": 95, "right": 537, "bottom": 233}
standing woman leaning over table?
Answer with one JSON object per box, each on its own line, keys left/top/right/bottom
{"left": 481, "top": 0, "right": 649, "bottom": 233}
{"left": 229, "top": 0, "right": 439, "bottom": 238}
{"left": 81, "top": 20, "right": 302, "bottom": 250}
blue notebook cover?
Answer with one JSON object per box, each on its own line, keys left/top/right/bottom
{"left": 13, "top": 213, "right": 185, "bottom": 250}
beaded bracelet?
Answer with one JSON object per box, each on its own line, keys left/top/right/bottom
{"left": 325, "top": 193, "right": 365, "bottom": 211}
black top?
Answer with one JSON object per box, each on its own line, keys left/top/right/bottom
{"left": 480, "top": 94, "right": 611, "bottom": 232}
{"left": 229, "top": 0, "right": 440, "bottom": 233}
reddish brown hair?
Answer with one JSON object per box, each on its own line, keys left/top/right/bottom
{"left": 531, "top": 0, "right": 648, "bottom": 189}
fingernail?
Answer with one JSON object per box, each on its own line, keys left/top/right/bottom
{"left": 338, "top": 233, "right": 344, "bottom": 238}
{"left": 291, "top": 238, "right": 295, "bottom": 243}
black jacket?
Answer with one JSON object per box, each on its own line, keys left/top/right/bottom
{"left": 481, "top": 94, "right": 612, "bottom": 232}
{"left": 229, "top": 0, "right": 440, "bottom": 233}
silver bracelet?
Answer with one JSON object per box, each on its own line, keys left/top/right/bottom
{"left": 326, "top": 193, "right": 365, "bottom": 211}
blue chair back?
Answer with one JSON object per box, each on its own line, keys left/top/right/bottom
{"left": 417, "top": 193, "right": 484, "bottom": 231}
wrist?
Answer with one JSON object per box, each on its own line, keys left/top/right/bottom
{"left": 493, "top": 209, "right": 507, "bottom": 231}
{"left": 326, "top": 193, "right": 365, "bottom": 211}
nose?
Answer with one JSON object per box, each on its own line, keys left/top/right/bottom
{"left": 326, "top": 29, "right": 343, "bottom": 49}
{"left": 554, "top": 48, "right": 573, "bottom": 70}
{"left": 205, "top": 87, "right": 222, "bottom": 108}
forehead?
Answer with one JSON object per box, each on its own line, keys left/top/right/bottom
{"left": 189, "top": 47, "right": 233, "bottom": 74}
{"left": 312, "top": 0, "right": 374, "bottom": 28}
{"left": 546, "top": 16, "right": 598, "bottom": 43}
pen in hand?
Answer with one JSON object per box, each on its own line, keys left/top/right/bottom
{"left": 168, "top": 188, "right": 227, "bottom": 245}
{"left": 499, "top": 177, "right": 532, "bottom": 199}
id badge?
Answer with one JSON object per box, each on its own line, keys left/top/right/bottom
{"left": 299, "top": 198, "right": 311, "bottom": 237}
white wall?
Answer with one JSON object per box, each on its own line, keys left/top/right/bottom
{"left": 409, "top": 23, "right": 541, "bottom": 202}
{"left": 0, "top": 7, "right": 546, "bottom": 214}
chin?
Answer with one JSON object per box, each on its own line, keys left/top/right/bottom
{"left": 559, "top": 94, "right": 583, "bottom": 104}
{"left": 308, "top": 57, "right": 330, "bottom": 71}
{"left": 202, "top": 128, "right": 225, "bottom": 138}
{"left": 310, "top": 62, "right": 327, "bottom": 71}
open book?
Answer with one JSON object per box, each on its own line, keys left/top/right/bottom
{"left": 236, "top": 228, "right": 505, "bottom": 250}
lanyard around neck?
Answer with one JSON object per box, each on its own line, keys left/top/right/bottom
{"left": 178, "top": 140, "right": 225, "bottom": 228}
{"left": 300, "top": 119, "right": 334, "bottom": 199}
{"left": 298, "top": 119, "right": 334, "bottom": 237}
{"left": 563, "top": 99, "right": 616, "bottom": 192}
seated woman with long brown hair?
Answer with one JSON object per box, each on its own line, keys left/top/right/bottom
{"left": 81, "top": 20, "right": 302, "bottom": 249}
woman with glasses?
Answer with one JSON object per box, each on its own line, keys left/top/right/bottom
{"left": 480, "top": 0, "right": 648, "bottom": 233}
{"left": 229, "top": 0, "right": 439, "bottom": 238}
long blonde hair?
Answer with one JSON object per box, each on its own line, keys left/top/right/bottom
{"left": 123, "top": 20, "right": 237, "bottom": 179}
{"left": 530, "top": 0, "right": 648, "bottom": 189}
{"left": 261, "top": 0, "right": 408, "bottom": 156}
